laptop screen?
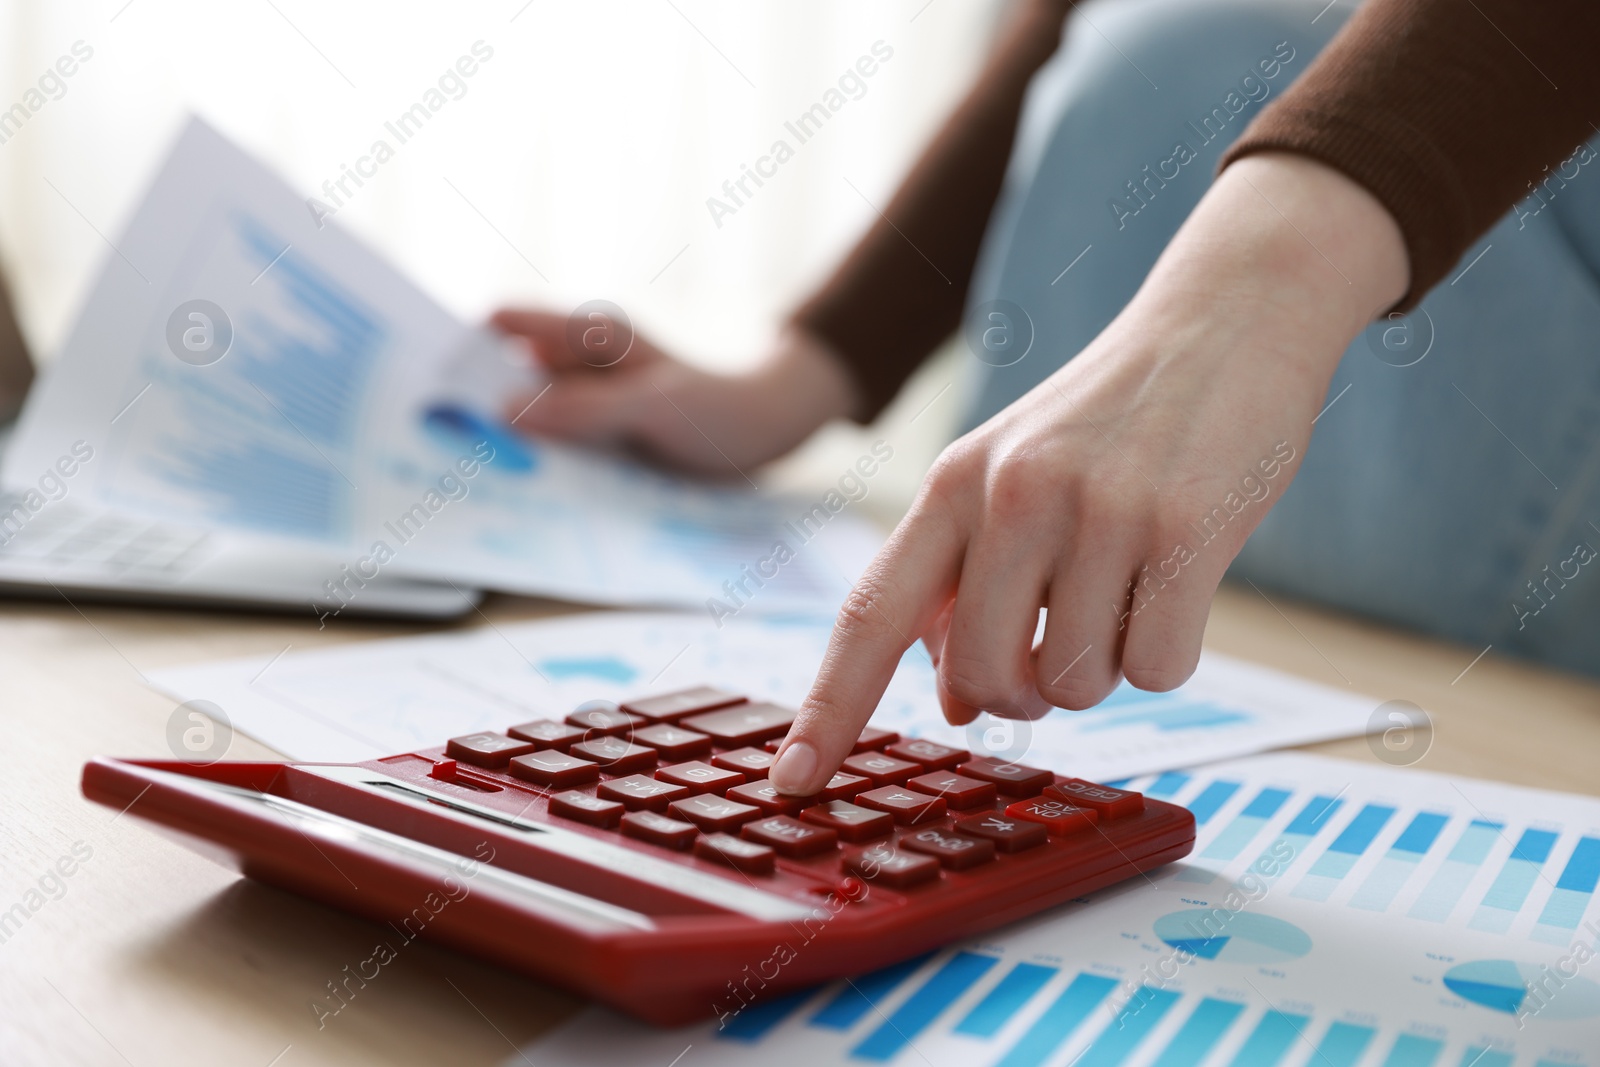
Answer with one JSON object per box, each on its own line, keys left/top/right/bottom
{"left": 0, "top": 262, "right": 33, "bottom": 425}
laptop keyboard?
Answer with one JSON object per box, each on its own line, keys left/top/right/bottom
{"left": 0, "top": 494, "right": 209, "bottom": 577}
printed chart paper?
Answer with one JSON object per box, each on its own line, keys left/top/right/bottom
{"left": 148, "top": 610, "right": 1381, "bottom": 772}
{"left": 524, "top": 753, "right": 1600, "bottom": 1067}
{"left": 4, "top": 116, "right": 877, "bottom": 611}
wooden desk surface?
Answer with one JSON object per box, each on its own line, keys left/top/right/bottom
{"left": 2, "top": 583, "right": 1596, "bottom": 1065}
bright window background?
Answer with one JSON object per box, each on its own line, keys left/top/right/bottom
{"left": 0, "top": 0, "right": 1005, "bottom": 513}
{"left": 0, "top": 0, "right": 1002, "bottom": 371}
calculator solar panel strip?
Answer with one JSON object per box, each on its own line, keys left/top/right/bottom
{"left": 82, "top": 686, "right": 1195, "bottom": 1026}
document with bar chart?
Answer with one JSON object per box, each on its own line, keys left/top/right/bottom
{"left": 3, "top": 116, "right": 875, "bottom": 610}
{"left": 525, "top": 753, "right": 1600, "bottom": 1067}
{"left": 148, "top": 610, "right": 1377, "bottom": 769}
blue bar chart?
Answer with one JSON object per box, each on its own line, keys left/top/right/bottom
{"left": 1293, "top": 803, "right": 1397, "bottom": 901}
{"left": 1470, "top": 829, "right": 1560, "bottom": 933}
{"left": 1532, "top": 836, "right": 1600, "bottom": 943}
{"left": 1407, "top": 820, "right": 1504, "bottom": 921}
{"left": 535, "top": 753, "right": 1600, "bottom": 1067}
{"left": 1349, "top": 812, "right": 1450, "bottom": 911}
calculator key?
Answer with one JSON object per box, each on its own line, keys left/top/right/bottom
{"left": 1043, "top": 779, "right": 1146, "bottom": 820}
{"left": 622, "top": 686, "right": 746, "bottom": 723}
{"left": 885, "top": 739, "right": 969, "bottom": 771}
{"left": 844, "top": 844, "right": 940, "bottom": 889}
{"left": 682, "top": 701, "right": 796, "bottom": 746}
{"left": 446, "top": 732, "right": 536, "bottom": 768}
{"left": 741, "top": 815, "right": 838, "bottom": 858}
{"left": 564, "top": 702, "right": 643, "bottom": 736}
{"left": 952, "top": 813, "right": 1048, "bottom": 852}
{"left": 569, "top": 737, "right": 659, "bottom": 775}
{"left": 598, "top": 774, "right": 692, "bottom": 811}
{"left": 852, "top": 726, "right": 901, "bottom": 753}
{"left": 548, "top": 790, "right": 624, "bottom": 828}
{"left": 958, "top": 757, "right": 1054, "bottom": 796}
{"left": 818, "top": 772, "right": 872, "bottom": 802}
{"left": 621, "top": 811, "right": 698, "bottom": 850}
{"left": 669, "top": 794, "right": 761, "bottom": 833}
{"left": 655, "top": 761, "right": 745, "bottom": 795}
{"left": 694, "top": 833, "right": 775, "bottom": 875}
{"left": 505, "top": 719, "right": 585, "bottom": 750}
{"left": 907, "top": 772, "right": 996, "bottom": 810}
{"left": 855, "top": 786, "right": 947, "bottom": 825}
{"left": 509, "top": 750, "right": 600, "bottom": 789}
{"left": 631, "top": 724, "right": 713, "bottom": 761}
{"left": 801, "top": 801, "right": 894, "bottom": 842}
{"left": 711, "top": 747, "right": 774, "bottom": 777}
{"left": 726, "top": 780, "right": 813, "bottom": 816}
{"left": 1005, "top": 797, "right": 1099, "bottom": 836}
{"left": 842, "top": 752, "right": 921, "bottom": 786}
{"left": 899, "top": 827, "right": 996, "bottom": 870}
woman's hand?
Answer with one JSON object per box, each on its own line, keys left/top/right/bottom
{"left": 769, "top": 153, "right": 1409, "bottom": 795}
{"left": 490, "top": 311, "right": 860, "bottom": 476}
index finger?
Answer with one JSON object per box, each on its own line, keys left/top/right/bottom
{"left": 488, "top": 308, "right": 593, "bottom": 372}
{"left": 769, "top": 505, "right": 963, "bottom": 794}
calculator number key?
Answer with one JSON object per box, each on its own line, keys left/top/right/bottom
{"left": 509, "top": 750, "right": 599, "bottom": 788}
{"left": 620, "top": 811, "right": 699, "bottom": 850}
{"left": 569, "top": 736, "right": 658, "bottom": 775}
{"left": 907, "top": 772, "right": 995, "bottom": 810}
{"left": 694, "top": 833, "right": 775, "bottom": 875}
{"left": 899, "top": 828, "right": 996, "bottom": 870}
{"left": 958, "top": 757, "right": 1053, "bottom": 796}
{"left": 800, "top": 800, "right": 894, "bottom": 842}
{"left": 711, "top": 747, "right": 775, "bottom": 777}
{"left": 445, "top": 732, "right": 535, "bottom": 768}
{"left": 655, "top": 760, "right": 745, "bottom": 795}
{"left": 856, "top": 786, "right": 947, "bottom": 825}
{"left": 841, "top": 752, "right": 921, "bottom": 786}
{"left": 844, "top": 844, "right": 940, "bottom": 889}
{"left": 885, "top": 739, "right": 969, "bottom": 771}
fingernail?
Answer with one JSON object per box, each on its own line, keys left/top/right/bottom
{"left": 769, "top": 741, "right": 817, "bottom": 795}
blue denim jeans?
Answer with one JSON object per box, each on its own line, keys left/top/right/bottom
{"left": 963, "top": 0, "right": 1600, "bottom": 678}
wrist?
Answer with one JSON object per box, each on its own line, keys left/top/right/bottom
{"left": 752, "top": 326, "right": 864, "bottom": 426}
{"left": 1138, "top": 152, "right": 1409, "bottom": 374}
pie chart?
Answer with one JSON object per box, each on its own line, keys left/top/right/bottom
{"left": 1443, "top": 960, "right": 1600, "bottom": 1019}
{"left": 1153, "top": 910, "right": 1311, "bottom": 964}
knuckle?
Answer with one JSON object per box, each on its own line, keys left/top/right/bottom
{"left": 941, "top": 653, "right": 1020, "bottom": 712}
{"left": 833, "top": 578, "right": 896, "bottom": 645}
{"left": 1121, "top": 660, "right": 1192, "bottom": 692}
{"left": 984, "top": 449, "right": 1042, "bottom": 519}
{"left": 1038, "top": 670, "right": 1115, "bottom": 711}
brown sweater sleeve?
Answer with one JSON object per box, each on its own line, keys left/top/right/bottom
{"left": 1222, "top": 0, "right": 1600, "bottom": 310}
{"left": 790, "top": 0, "right": 1074, "bottom": 422}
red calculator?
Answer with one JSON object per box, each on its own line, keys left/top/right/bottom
{"left": 83, "top": 686, "right": 1194, "bottom": 1026}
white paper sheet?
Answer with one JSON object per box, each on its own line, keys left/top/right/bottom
{"left": 524, "top": 752, "right": 1600, "bottom": 1066}
{"left": 5, "top": 117, "right": 879, "bottom": 612}
{"left": 147, "top": 609, "right": 1381, "bottom": 772}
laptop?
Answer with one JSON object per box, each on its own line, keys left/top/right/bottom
{"left": 0, "top": 268, "right": 478, "bottom": 619}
